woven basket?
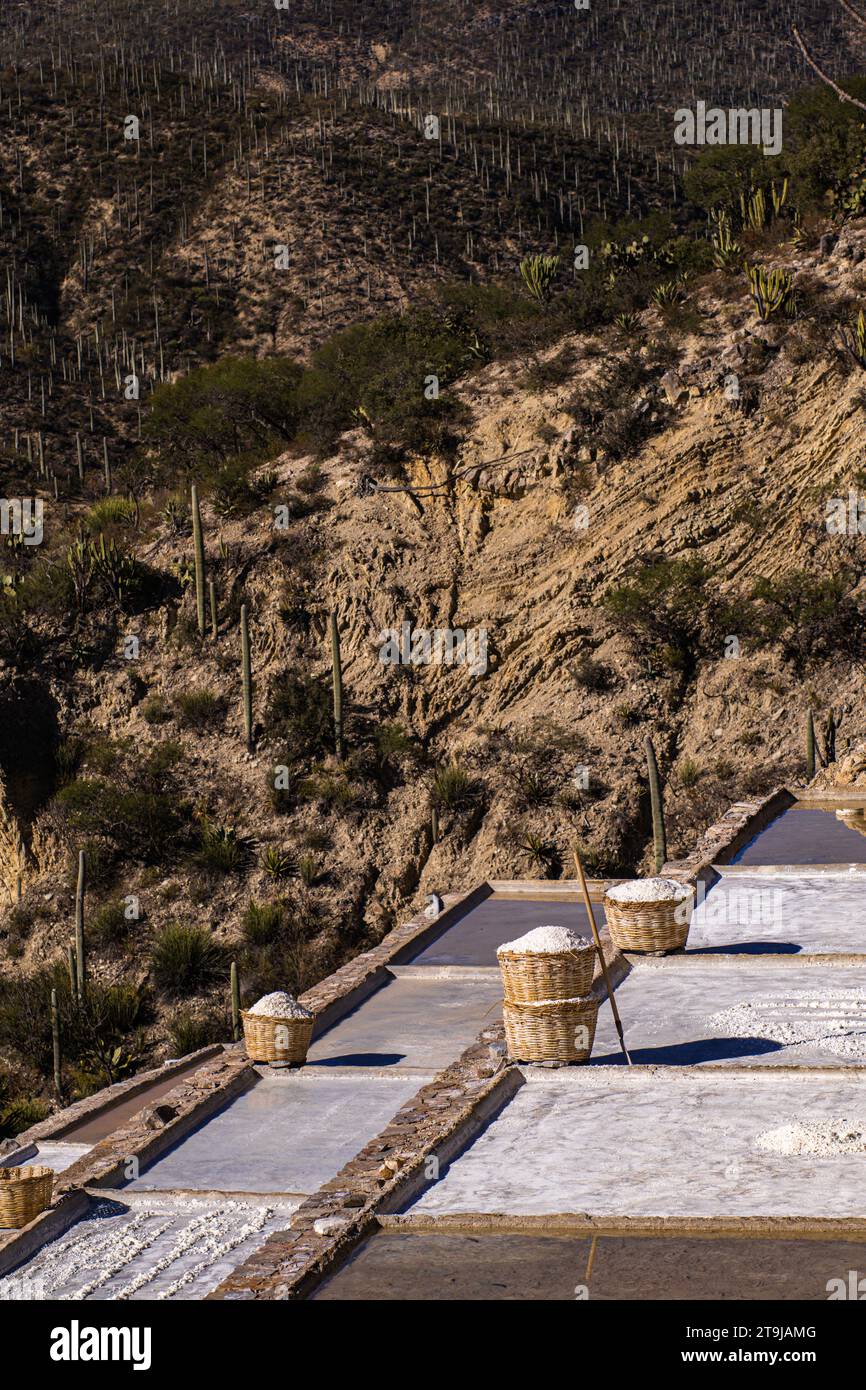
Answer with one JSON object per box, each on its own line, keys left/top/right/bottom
{"left": 503, "top": 996, "right": 599, "bottom": 1064}
{"left": 0, "top": 1165, "right": 53, "bottom": 1229}
{"left": 604, "top": 891, "right": 693, "bottom": 954}
{"left": 498, "top": 944, "right": 596, "bottom": 1004}
{"left": 241, "top": 1010, "right": 313, "bottom": 1065}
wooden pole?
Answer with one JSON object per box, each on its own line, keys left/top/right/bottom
{"left": 573, "top": 849, "right": 631, "bottom": 1065}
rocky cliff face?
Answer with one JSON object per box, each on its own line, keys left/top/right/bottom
{"left": 7, "top": 217, "right": 866, "bottom": 999}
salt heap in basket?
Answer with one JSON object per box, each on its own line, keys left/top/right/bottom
{"left": 497, "top": 925, "right": 598, "bottom": 1063}
{"left": 603, "top": 876, "right": 693, "bottom": 954}
{"left": 241, "top": 991, "right": 314, "bottom": 1065}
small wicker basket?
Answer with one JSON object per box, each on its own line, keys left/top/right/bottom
{"left": 0, "top": 1165, "right": 53, "bottom": 1229}
{"left": 241, "top": 1010, "right": 313, "bottom": 1065}
{"left": 603, "top": 889, "right": 693, "bottom": 954}
{"left": 497, "top": 943, "right": 596, "bottom": 1005}
{"left": 503, "top": 996, "right": 599, "bottom": 1064}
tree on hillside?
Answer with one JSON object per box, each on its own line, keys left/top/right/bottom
{"left": 794, "top": 1, "right": 866, "bottom": 113}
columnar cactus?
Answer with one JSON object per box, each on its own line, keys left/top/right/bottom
{"left": 51, "top": 987, "right": 62, "bottom": 1096}
{"left": 806, "top": 708, "right": 816, "bottom": 780}
{"left": 745, "top": 264, "right": 795, "bottom": 321}
{"left": 519, "top": 253, "right": 560, "bottom": 304}
{"left": 644, "top": 736, "right": 667, "bottom": 873}
{"left": 75, "top": 850, "right": 86, "bottom": 1001}
{"left": 191, "top": 483, "right": 206, "bottom": 636}
{"left": 231, "top": 960, "right": 240, "bottom": 1043}
{"left": 241, "top": 603, "right": 253, "bottom": 749}
{"left": 330, "top": 611, "right": 344, "bottom": 761}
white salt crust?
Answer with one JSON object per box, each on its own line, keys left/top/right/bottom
{"left": 606, "top": 877, "right": 691, "bottom": 903}
{"left": 497, "top": 925, "right": 594, "bottom": 955}
{"left": 706, "top": 990, "right": 866, "bottom": 1060}
{"left": 755, "top": 1118, "right": 866, "bottom": 1157}
{"left": 507, "top": 995, "right": 596, "bottom": 1007}
{"left": 247, "top": 991, "right": 312, "bottom": 1019}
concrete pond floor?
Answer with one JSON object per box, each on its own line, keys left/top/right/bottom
{"left": 305, "top": 968, "right": 503, "bottom": 1072}
{"left": 410, "top": 1070, "right": 866, "bottom": 1219}
{"left": 686, "top": 869, "right": 866, "bottom": 954}
{"left": 126, "top": 1072, "right": 430, "bottom": 1196}
{"left": 310, "top": 1229, "right": 866, "bottom": 1301}
{"left": 0, "top": 1194, "right": 300, "bottom": 1301}
{"left": 592, "top": 960, "right": 866, "bottom": 1066}
{"left": 408, "top": 894, "right": 608, "bottom": 967}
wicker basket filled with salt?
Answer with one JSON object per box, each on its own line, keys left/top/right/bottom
{"left": 0, "top": 1165, "right": 53, "bottom": 1229}
{"left": 497, "top": 925, "right": 599, "bottom": 1064}
{"left": 502, "top": 995, "right": 599, "bottom": 1064}
{"left": 497, "top": 924, "right": 596, "bottom": 1004}
{"left": 241, "top": 992, "right": 314, "bottom": 1064}
{"left": 603, "top": 877, "right": 694, "bottom": 954}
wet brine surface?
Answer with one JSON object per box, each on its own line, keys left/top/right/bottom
{"left": 733, "top": 804, "right": 866, "bottom": 866}
{"left": 310, "top": 1229, "right": 866, "bottom": 1300}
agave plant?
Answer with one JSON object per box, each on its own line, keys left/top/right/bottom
{"left": 839, "top": 308, "right": 866, "bottom": 369}
{"left": 651, "top": 278, "right": 687, "bottom": 308}
{"left": 710, "top": 210, "right": 743, "bottom": 272}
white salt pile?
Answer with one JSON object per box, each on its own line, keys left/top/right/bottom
{"left": 755, "top": 1118, "right": 866, "bottom": 1157}
{"left": 606, "top": 878, "right": 691, "bottom": 902}
{"left": 247, "top": 991, "right": 312, "bottom": 1019}
{"left": 497, "top": 925, "right": 593, "bottom": 955}
{"left": 705, "top": 990, "right": 866, "bottom": 1060}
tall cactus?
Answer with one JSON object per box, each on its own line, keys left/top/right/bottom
{"left": 806, "top": 708, "right": 816, "bottom": 780}
{"left": 75, "top": 850, "right": 86, "bottom": 1001}
{"left": 240, "top": 602, "right": 253, "bottom": 750}
{"left": 644, "top": 736, "right": 667, "bottom": 873}
{"left": 51, "top": 988, "right": 62, "bottom": 1096}
{"left": 191, "top": 483, "right": 206, "bottom": 636}
{"left": 330, "top": 611, "right": 344, "bottom": 761}
{"left": 67, "top": 943, "right": 77, "bottom": 995}
{"left": 230, "top": 960, "right": 240, "bottom": 1043}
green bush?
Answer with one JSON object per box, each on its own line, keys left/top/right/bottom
{"left": 0, "top": 966, "right": 150, "bottom": 1085}
{"left": 297, "top": 308, "right": 471, "bottom": 458}
{"left": 432, "top": 762, "right": 480, "bottom": 810}
{"left": 91, "top": 899, "right": 130, "bottom": 948}
{"left": 241, "top": 899, "right": 285, "bottom": 946}
{"left": 174, "top": 688, "right": 224, "bottom": 729}
{"left": 145, "top": 355, "right": 303, "bottom": 480}
{"left": 196, "top": 821, "right": 252, "bottom": 873}
{"left": 168, "top": 1010, "right": 226, "bottom": 1056}
{"left": 55, "top": 778, "right": 181, "bottom": 862}
{"left": 141, "top": 694, "right": 171, "bottom": 725}
{"left": 266, "top": 672, "right": 333, "bottom": 765}
{"left": 605, "top": 558, "right": 721, "bottom": 676}
{"left": 750, "top": 571, "right": 863, "bottom": 669}
{"left": 149, "top": 923, "right": 224, "bottom": 997}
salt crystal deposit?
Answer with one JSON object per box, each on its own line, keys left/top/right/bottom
{"left": 706, "top": 989, "right": 866, "bottom": 1059}
{"left": 497, "top": 925, "right": 593, "bottom": 955}
{"left": 755, "top": 1118, "right": 866, "bottom": 1157}
{"left": 606, "top": 878, "right": 691, "bottom": 902}
{"left": 247, "top": 992, "right": 312, "bottom": 1019}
